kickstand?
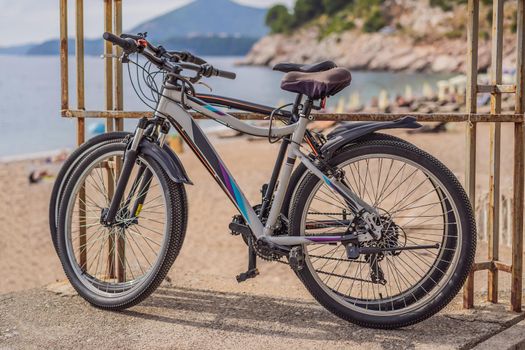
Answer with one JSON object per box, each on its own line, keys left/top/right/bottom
{"left": 236, "top": 243, "right": 259, "bottom": 283}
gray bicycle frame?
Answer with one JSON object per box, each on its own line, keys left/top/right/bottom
{"left": 155, "top": 86, "right": 375, "bottom": 246}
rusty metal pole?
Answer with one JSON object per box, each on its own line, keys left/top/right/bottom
{"left": 114, "top": 0, "right": 124, "bottom": 131}
{"left": 103, "top": 0, "right": 116, "bottom": 279}
{"left": 60, "top": 0, "right": 68, "bottom": 112}
{"left": 487, "top": 0, "right": 503, "bottom": 304}
{"left": 104, "top": 0, "right": 114, "bottom": 132}
{"left": 75, "top": 0, "right": 85, "bottom": 144}
{"left": 76, "top": 0, "right": 87, "bottom": 269}
{"left": 113, "top": 0, "right": 126, "bottom": 283}
{"left": 511, "top": 0, "right": 525, "bottom": 313}
{"left": 463, "top": 0, "right": 479, "bottom": 309}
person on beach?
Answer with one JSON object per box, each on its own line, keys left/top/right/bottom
{"left": 28, "top": 170, "right": 52, "bottom": 184}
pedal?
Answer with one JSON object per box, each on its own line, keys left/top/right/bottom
{"left": 229, "top": 215, "right": 250, "bottom": 236}
{"left": 236, "top": 268, "right": 259, "bottom": 283}
{"left": 289, "top": 246, "right": 304, "bottom": 271}
{"left": 236, "top": 235, "right": 259, "bottom": 283}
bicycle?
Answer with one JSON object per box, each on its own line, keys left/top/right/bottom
{"left": 55, "top": 32, "right": 476, "bottom": 329}
{"left": 48, "top": 54, "right": 406, "bottom": 252}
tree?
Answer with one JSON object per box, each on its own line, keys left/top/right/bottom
{"left": 322, "top": 0, "right": 350, "bottom": 15}
{"left": 293, "top": 0, "right": 324, "bottom": 26}
{"left": 363, "top": 7, "right": 386, "bottom": 33}
{"left": 265, "top": 4, "right": 293, "bottom": 33}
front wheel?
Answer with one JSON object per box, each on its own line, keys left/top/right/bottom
{"left": 57, "top": 142, "right": 188, "bottom": 310}
{"left": 289, "top": 140, "right": 476, "bottom": 328}
{"left": 49, "top": 132, "right": 131, "bottom": 253}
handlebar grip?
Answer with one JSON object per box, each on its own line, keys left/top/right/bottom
{"left": 103, "top": 32, "right": 137, "bottom": 53}
{"left": 215, "top": 69, "right": 236, "bottom": 80}
{"left": 180, "top": 51, "right": 207, "bottom": 65}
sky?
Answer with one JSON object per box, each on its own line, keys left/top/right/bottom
{"left": 0, "top": 0, "right": 295, "bottom": 47}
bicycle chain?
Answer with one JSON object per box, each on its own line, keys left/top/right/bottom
{"left": 249, "top": 236, "right": 287, "bottom": 263}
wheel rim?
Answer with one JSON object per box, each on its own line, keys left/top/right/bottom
{"left": 300, "top": 153, "right": 462, "bottom": 316}
{"left": 63, "top": 149, "right": 169, "bottom": 298}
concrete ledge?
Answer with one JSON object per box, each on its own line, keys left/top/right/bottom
{"left": 473, "top": 319, "right": 525, "bottom": 350}
{"left": 2, "top": 282, "right": 525, "bottom": 349}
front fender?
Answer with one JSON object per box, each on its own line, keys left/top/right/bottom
{"left": 321, "top": 116, "right": 421, "bottom": 158}
{"left": 139, "top": 140, "right": 193, "bottom": 185}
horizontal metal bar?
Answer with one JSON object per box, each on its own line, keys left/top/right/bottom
{"left": 494, "top": 260, "right": 512, "bottom": 273}
{"left": 472, "top": 261, "right": 492, "bottom": 271}
{"left": 62, "top": 109, "right": 525, "bottom": 123}
{"left": 477, "top": 84, "right": 516, "bottom": 93}
{"left": 471, "top": 260, "right": 512, "bottom": 273}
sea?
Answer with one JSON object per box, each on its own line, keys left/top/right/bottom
{"left": 0, "top": 55, "right": 451, "bottom": 157}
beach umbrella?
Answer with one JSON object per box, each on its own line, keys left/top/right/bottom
{"left": 88, "top": 122, "right": 105, "bottom": 136}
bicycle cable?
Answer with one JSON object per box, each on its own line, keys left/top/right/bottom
{"left": 268, "top": 103, "right": 293, "bottom": 144}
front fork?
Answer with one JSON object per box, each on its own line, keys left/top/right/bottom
{"left": 128, "top": 123, "right": 169, "bottom": 219}
{"left": 102, "top": 117, "right": 168, "bottom": 225}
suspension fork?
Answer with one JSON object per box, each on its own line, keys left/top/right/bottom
{"left": 103, "top": 117, "right": 148, "bottom": 225}
{"left": 129, "top": 122, "right": 171, "bottom": 218}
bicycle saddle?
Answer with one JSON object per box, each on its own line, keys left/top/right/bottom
{"left": 280, "top": 68, "right": 352, "bottom": 100}
{"left": 272, "top": 60, "right": 337, "bottom": 73}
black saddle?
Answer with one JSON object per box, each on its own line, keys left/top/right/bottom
{"left": 273, "top": 60, "right": 337, "bottom": 73}
{"left": 280, "top": 68, "right": 352, "bottom": 100}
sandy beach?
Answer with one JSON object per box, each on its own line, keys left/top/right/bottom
{"left": 0, "top": 124, "right": 520, "bottom": 298}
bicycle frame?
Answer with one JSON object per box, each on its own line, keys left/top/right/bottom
{"left": 148, "top": 84, "right": 377, "bottom": 247}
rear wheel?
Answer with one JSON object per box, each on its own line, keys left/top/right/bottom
{"left": 57, "top": 142, "right": 187, "bottom": 309}
{"left": 289, "top": 140, "right": 476, "bottom": 328}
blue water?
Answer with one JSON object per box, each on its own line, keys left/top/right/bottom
{"left": 0, "top": 55, "right": 450, "bottom": 157}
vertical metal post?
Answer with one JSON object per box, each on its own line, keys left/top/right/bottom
{"left": 114, "top": 0, "right": 124, "bottom": 132}
{"left": 511, "top": 0, "right": 525, "bottom": 313}
{"left": 113, "top": 0, "right": 126, "bottom": 283}
{"left": 463, "top": 0, "right": 479, "bottom": 309}
{"left": 103, "top": 0, "right": 116, "bottom": 279}
{"left": 487, "top": 0, "right": 503, "bottom": 304}
{"left": 60, "top": 0, "right": 68, "bottom": 111}
{"left": 104, "top": 0, "right": 114, "bottom": 132}
{"left": 75, "top": 0, "right": 85, "bottom": 144}
{"left": 76, "top": 0, "right": 87, "bottom": 269}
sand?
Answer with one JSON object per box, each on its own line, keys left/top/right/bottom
{"left": 0, "top": 123, "right": 520, "bottom": 298}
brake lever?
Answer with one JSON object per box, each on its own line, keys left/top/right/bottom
{"left": 100, "top": 54, "right": 119, "bottom": 59}
{"left": 100, "top": 52, "right": 130, "bottom": 63}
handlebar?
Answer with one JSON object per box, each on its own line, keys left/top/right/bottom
{"left": 103, "top": 32, "right": 138, "bottom": 53}
{"left": 178, "top": 51, "right": 207, "bottom": 65}
{"left": 216, "top": 69, "right": 237, "bottom": 80}
{"left": 103, "top": 32, "right": 236, "bottom": 80}
{"left": 199, "top": 64, "right": 237, "bottom": 80}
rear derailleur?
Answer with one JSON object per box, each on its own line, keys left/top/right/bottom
{"left": 342, "top": 211, "right": 403, "bottom": 285}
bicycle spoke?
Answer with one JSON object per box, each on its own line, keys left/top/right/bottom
{"left": 301, "top": 151, "right": 463, "bottom": 314}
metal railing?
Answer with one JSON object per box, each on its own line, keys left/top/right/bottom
{"left": 59, "top": 0, "right": 525, "bottom": 311}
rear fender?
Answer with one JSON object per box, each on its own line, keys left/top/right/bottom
{"left": 281, "top": 123, "right": 418, "bottom": 219}
{"left": 321, "top": 116, "right": 421, "bottom": 158}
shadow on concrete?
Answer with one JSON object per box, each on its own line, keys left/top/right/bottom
{"left": 122, "top": 286, "right": 501, "bottom": 348}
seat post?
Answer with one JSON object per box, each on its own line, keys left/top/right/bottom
{"left": 291, "top": 94, "right": 303, "bottom": 122}
{"left": 301, "top": 98, "right": 313, "bottom": 120}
